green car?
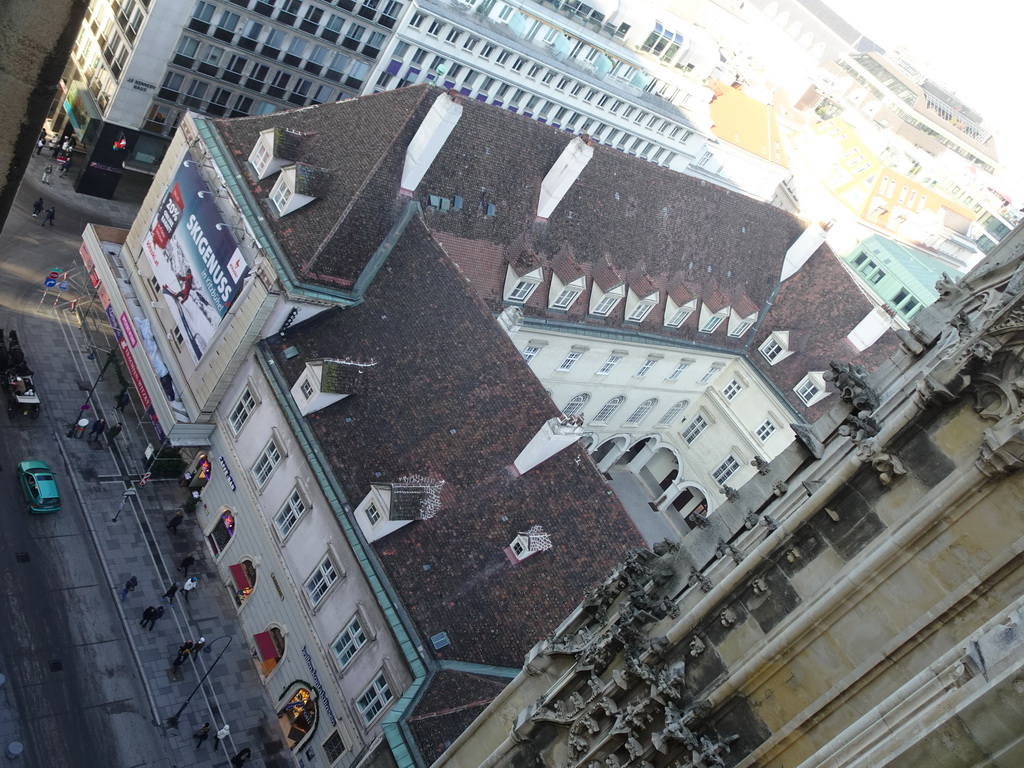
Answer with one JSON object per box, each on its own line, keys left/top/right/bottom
{"left": 16, "top": 460, "right": 61, "bottom": 513}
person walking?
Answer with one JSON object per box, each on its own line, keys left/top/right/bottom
{"left": 148, "top": 605, "right": 165, "bottom": 630}
{"left": 178, "top": 554, "right": 196, "bottom": 577}
{"left": 139, "top": 606, "right": 156, "bottom": 629}
{"left": 32, "top": 198, "right": 43, "bottom": 217}
{"left": 115, "top": 390, "right": 131, "bottom": 412}
{"left": 182, "top": 576, "right": 198, "bottom": 602}
{"left": 88, "top": 418, "right": 106, "bottom": 442}
{"left": 160, "top": 582, "right": 179, "bottom": 604}
{"left": 192, "top": 636, "right": 206, "bottom": 654}
{"left": 193, "top": 723, "right": 211, "bottom": 748}
{"left": 121, "top": 575, "right": 138, "bottom": 601}
{"left": 172, "top": 649, "right": 190, "bottom": 669}
{"left": 41, "top": 165, "right": 53, "bottom": 185}
{"left": 166, "top": 509, "right": 185, "bottom": 533}
{"left": 35, "top": 139, "right": 44, "bottom": 155}
{"left": 213, "top": 724, "right": 230, "bottom": 751}
{"left": 106, "top": 421, "right": 123, "bottom": 444}
{"left": 41, "top": 207, "right": 55, "bottom": 226}
{"left": 231, "top": 748, "right": 252, "bottom": 767}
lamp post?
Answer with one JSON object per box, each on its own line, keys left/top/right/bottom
{"left": 166, "top": 635, "right": 233, "bottom": 728}
{"left": 69, "top": 347, "right": 116, "bottom": 428}
{"left": 111, "top": 486, "right": 137, "bottom": 523}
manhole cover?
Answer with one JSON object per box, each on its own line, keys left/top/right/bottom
{"left": 49, "top": 660, "right": 63, "bottom": 672}
{"left": 15, "top": 552, "right": 29, "bottom": 563}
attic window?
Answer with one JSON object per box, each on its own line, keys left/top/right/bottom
{"left": 504, "top": 266, "right": 543, "bottom": 304}
{"left": 759, "top": 332, "right": 792, "bottom": 365}
{"left": 701, "top": 315, "right": 724, "bottom": 333}
{"left": 795, "top": 372, "right": 829, "bottom": 406}
{"left": 270, "top": 175, "right": 294, "bottom": 214}
{"left": 728, "top": 310, "right": 757, "bottom": 338}
{"left": 549, "top": 275, "right": 586, "bottom": 311}
{"left": 698, "top": 302, "right": 730, "bottom": 334}
{"left": 665, "top": 298, "right": 696, "bottom": 328}
{"left": 453, "top": 195, "right": 464, "bottom": 210}
{"left": 505, "top": 525, "right": 553, "bottom": 563}
{"left": 485, "top": 203, "right": 497, "bottom": 217}
{"left": 251, "top": 141, "right": 272, "bottom": 177}
{"left": 300, "top": 379, "right": 314, "bottom": 400}
{"left": 625, "top": 289, "right": 659, "bottom": 323}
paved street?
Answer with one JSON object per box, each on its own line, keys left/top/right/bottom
{"left": 0, "top": 152, "right": 290, "bottom": 767}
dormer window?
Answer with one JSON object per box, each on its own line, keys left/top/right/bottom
{"left": 727, "top": 309, "right": 757, "bottom": 338}
{"left": 795, "top": 372, "right": 829, "bottom": 406}
{"left": 664, "top": 298, "right": 696, "bottom": 328}
{"left": 503, "top": 265, "right": 542, "bottom": 304}
{"left": 251, "top": 142, "right": 272, "bottom": 177}
{"left": 549, "top": 275, "right": 586, "bottom": 310}
{"left": 624, "top": 289, "right": 658, "bottom": 323}
{"left": 300, "top": 379, "right": 314, "bottom": 400}
{"left": 698, "top": 301, "right": 730, "bottom": 334}
{"left": 270, "top": 176, "right": 294, "bottom": 213}
{"left": 759, "top": 331, "right": 793, "bottom": 365}
{"left": 590, "top": 283, "right": 625, "bottom": 317}
{"left": 504, "top": 525, "right": 553, "bottom": 564}
{"left": 248, "top": 127, "right": 293, "bottom": 180}
{"left": 268, "top": 164, "right": 322, "bottom": 216}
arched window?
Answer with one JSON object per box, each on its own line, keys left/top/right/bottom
{"left": 562, "top": 393, "right": 590, "bottom": 417}
{"left": 277, "top": 685, "right": 317, "bottom": 750}
{"left": 657, "top": 400, "right": 690, "bottom": 426}
{"left": 592, "top": 395, "right": 625, "bottom": 423}
{"left": 253, "top": 625, "right": 286, "bottom": 676}
{"left": 624, "top": 397, "right": 658, "bottom": 425}
{"left": 230, "top": 558, "right": 257, "bottom": 606}
{"left": 207, "top": 507, "right": 236, "bottom": 557}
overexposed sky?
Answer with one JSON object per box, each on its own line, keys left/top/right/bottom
{"left": 818, "top": 0, "right": 1023, "bottom": 182}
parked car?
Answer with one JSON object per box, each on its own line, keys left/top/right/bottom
{"left": 16, "top": 460, "right": 61, "bottom": 513}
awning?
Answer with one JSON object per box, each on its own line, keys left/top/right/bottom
{"left": 229, "top": 563, "right": 251, "bottom": 591}
{"left": 253, "top": 631, "right": 280, "bottom": 661}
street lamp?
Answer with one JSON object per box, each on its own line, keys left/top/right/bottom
{"left": 166, "top": 636, "right": 233, "bottom": 728}
{"left": 111, "top": 487, "right": 137, "bottom": 523}
{"left": 69, "top": 347, "right": 116, "bottom": 428}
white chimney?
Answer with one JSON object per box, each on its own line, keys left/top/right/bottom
{"left": 511, "top": 416, "right": 584, "bottom": 476}
{"left": 779, "top": 222, "right": 829, "bottom": 282}
{"left": 536, "top": 136, "right": 595, "bottom": 220}
{"left": 846, "top": 307, "right": 892, "bottom": 351}
{"left": 400, "top": 93, "right": 464, "bottom": 195}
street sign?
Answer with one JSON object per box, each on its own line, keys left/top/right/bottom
{"left": 58, "top": 281, "right": 69, "bottom": 291}
{"left": 47, "top": 269, "right": 60, "bottom": 280}
{"left": 44, "top": 278, "right": 57, "bottom": 288}
{"left": 138, "top": 472, "right": 152, "bottom": 487}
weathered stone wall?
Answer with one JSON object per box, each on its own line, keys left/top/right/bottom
{"left": 0, "top": 0, "right": 89, "bottom": 233}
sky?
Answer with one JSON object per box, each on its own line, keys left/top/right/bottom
{"left": 818, "top": 0, "right": 1023, "bottom": 185}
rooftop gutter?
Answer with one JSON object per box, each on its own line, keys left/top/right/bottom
{"left": 256, "top": 342, "right": 433, "bottom": 767}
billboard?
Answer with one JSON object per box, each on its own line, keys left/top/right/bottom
{"left": 142, "top": 152, "right": 249, "bottom": 362}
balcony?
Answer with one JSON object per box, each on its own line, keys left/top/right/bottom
{"left": 187, "top": 19, "right": 210, "bottom": 34}
{"left": 253, "top": 1, "right": 274, "bottom": 17}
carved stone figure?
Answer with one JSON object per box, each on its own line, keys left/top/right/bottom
{"left": 689, "top": 637, "right": 706, "bottom": 657}
{"left": 720, "top": 485, "right": 740, "bottom": 502}
{"left": 751, "top": 455, "right": 771, "bottom": 475}
{"left": 826, "top": 361, "right": 881, "bottom": 413}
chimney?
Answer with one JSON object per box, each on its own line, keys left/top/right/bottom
{"left": 511, "top": 416, "right": 584, "bottom": 477}
{"left": 497, "top": 305, "right": 524, "bottom": 338}
{"left": 536, "top": 136, "right": 594, "bottom": 220}
{"left": 400, "top": 93, "right": 464, "bottom": 195}
{"left": 846, "top": 307, "right": 892, "bottom": 351}
{"left": 779, "top": 221, "right": 830, "bottom": 282}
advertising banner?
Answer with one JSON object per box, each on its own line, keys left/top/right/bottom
{"left": 141, "top": 151, "right": 249, "bottom": 362}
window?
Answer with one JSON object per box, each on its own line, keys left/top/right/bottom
{"left": 723, "top": 379, "right": 742, "bottom": 401}
{"left": 557, "top": 352, "right": 582, "bottom": 371}
{"left": 760, "top": 337, "right": 783, "bottom": 362}
{"left": 729, "top": 320, "right": 753, "bottom": 338}
{"left": 635, "top": 359, "right": 657, "bottom": 378}
{"left": 795, "top": 376, "right": 821, "bottom": 404}
{"left": 300, "top": 379, "right": 314, "bottom": 399}
{"left": 593, "top": 396, "right": 625, "bottom": 423}
{"left": 366, "top": 503, "right": 381, "bottom": 525}
{"left": 357, "top": 673, "right": 394, "bottom": 723}
{"left": 698, "top": 365, "right": 722, "bottom": 384}
{"left": 681, "top": 415, "right": 708, "bottom": 444}
{"left": 667, "top": 361, "right": 690, "bottom": 381}
{"left": 409, "top": 11, "right": 425, "bottom": 28}
{"left": 228, "top": 389, "right": 257, "bottom": 434}
{"left": 332, "top": 616, "right": 368, "bottom": 667}
{"left": 521, "top": 345, "right": 541, "bottom": 363}
{"left": 252, "top": 440, "right": 282, "bottom": 487}
{"left": 552, "top": 287, "right": 581, "bottom": 309}
{"left": 323, "top": 731, "right": 346, "bottom": 763}
{"left": 756, "top": 419, "right": 777, "bottom": 442}
{"left": 305, "top": 555, "right": 339, "bottom": 605}
{"left": 627, "top": 303, "right": 654, "bottom": 322}
{"left": 665, "top": 306, "right": 693, "bottom": 327}
{"left": 445, "top": 28, "right": 461, "bottom": 44}
{"left": 657, "top": 400, "right": 689, "bottom": 426}
{"left": 463, "top": 35, "right": 480, "bottom": 51}
{"left": 497, "top": 3, "right": 515, "bottom": 20}
{"left": 700, "top": 315, "right": 724, "bottom": 333}
{"left": 625, "top": 398, "right": 658, "bottom": 425}
{"left": 592, "top": 294, "right": 621, "bottom": 316}
{"left": 275, "top": 489, "right": 306, "bottom": 536}
{"left": 427, "top": 20, "right": 444, "bottom": 36}
{"left": 193, "top": 2, "right": 215, "bottom": 22}
{"left": 343, "top": 23, "right": 365, "bottom": 49}
{"left": 270, "top": 177, "right": 293, "bottom": 213}
{"left": 507, "top": 279, "right": 538, "bottom": 303}
{"left": 713, "top": 455, "right": 740, "bottom": 486}
{"left": 562, "top": 393, "right": 589, "bottom": 417}
{"left": 480, "top": 43, "right": 495, "bottom": 58}
{"left": 597, "top": 356, "right": 622, "bottom": 375}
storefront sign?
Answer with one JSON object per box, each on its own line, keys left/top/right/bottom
{"left": 302, "top": 646, "right": 338, "bottom": 727}
{"left": 120, "top": 311, "right": 138, "bottom": 348}
{"left": 219, "top": 456, "right": 237, "bottom": 491}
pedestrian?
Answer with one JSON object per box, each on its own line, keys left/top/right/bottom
{"left": 120, "top": 575, "right": 138, "bottom": 601}
{"left": 106, "top": 421, "right": 123, "bottom": 444}
{"left": 161, "top": 582, "right": 179, "bottom": 604}
{"left": 88, "top": 418, "right": 106, "bottom": 442}
{"left": 35, "top": 139, "right": 43, "bottom": 155}
{"left": 192, "top": 636, "right": 206, "bottom": 654}
{"left": 231, "top": 747, "right": 252, "bottom": 767}
{"left": 213, "top": 724, "right": 230, "bottom": 751}
{"left": 42, "top": 207, "right": 56, "bottom": 226}
{"left": 193, "top": 722, "right": 211, "bottom": 748}
{"left": 149, "top": 605, "right": 165, "bottom": 630}
{"left": 178, "top": 554, "right": 196, "bottom": 576}
{"left": 166, "top": 509, "right": 185, "bottom": 533}
{"left": 182, "top": 576, "right": 198, "bottom": 602}
{"left": 50, "top": 142, "right": 60, "bottom": 158}
{"left": 41, "top": 165, "right": 53, "bottom": 185}
{"left": 139, "top": 606, "right": 156, "bottom": 629}
{"left": 115, "top": 390, "right": 130, "bottom": 411}
{"left": 59, "top": 157, "right": 72, "bottom": 177}
{"left": 32, "top": 198, "right": 43, "bottom": 217}
{"left": 172, "top": 649, "right": 190, "bottom": 668}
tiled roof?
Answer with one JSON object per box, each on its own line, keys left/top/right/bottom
{"left": 270, "top": 217, "right": 644, "bottom": 670}
{"left": 320, "top": 359, "right": 368, "bottom": 395}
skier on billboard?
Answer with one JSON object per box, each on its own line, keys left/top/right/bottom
{"left": 164, "top": 268, "right": 194, "bottom": 304}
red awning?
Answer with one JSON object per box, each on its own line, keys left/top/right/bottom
{"left": 229, "top": 563, "right": 251, "bottom": 591}
{"left": 253, "top": 631, "right": 280, "bottom": 661}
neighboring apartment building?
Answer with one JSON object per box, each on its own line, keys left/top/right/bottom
{"left": 77, "top": 86, "right": 897, "bottom": 766}
{"left": 433, "top": 222, "right": 1024, "bottom": 768}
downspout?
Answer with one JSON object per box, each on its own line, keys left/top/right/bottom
{"left": 256, "top": 343, "right": 432, "bottom": 766}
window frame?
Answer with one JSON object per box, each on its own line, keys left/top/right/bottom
{"left": 712, "top": 455, "right": 740, "bottom": 486}
{"left": 228, "top": 388, "right": 257, "bottom": 434}
{"left": 756, "top": 419, "right": 777, "bottom": 442}
{"left": 252, "top": 439, "right": 283, "bottom": 488}
{"left": 304, "top": 554, "right": 340, "bottom": 606}
{"left": 592, "top": 395, "right": 625, "bottom": 424}
{"left": 681, "top": 414, "right": 708, "bottom": 444}
{"left": 557, "top": 351, "right": 582, "bottom": 371}
{"left": 274, "top": 488, "right": 307, "bottom": 537}
{"left": 723, "top": 379, "right": 743, "bottom": 401}
{"left": 332, "top": 615, "right": 369, "bottom": 668}
{"left": 357, "top": 672, "right": 394, "bottom": 724}
{"left": 596, "top": 355, "right": 622, "bottom": 376}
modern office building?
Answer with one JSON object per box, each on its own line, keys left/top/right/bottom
{"left": 77, "top": 84, "right": 898, "bottom": 766}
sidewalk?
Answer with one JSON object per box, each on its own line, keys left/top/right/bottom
{"left": 3, "top": 157, "right": 292, "bottom": 767}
